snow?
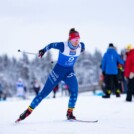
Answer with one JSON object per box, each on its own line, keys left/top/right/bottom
{"left": 0, "top": 92, "right": 134, "bottom": 134}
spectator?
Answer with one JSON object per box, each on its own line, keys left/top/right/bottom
{"left": 53, "top": 84, "right": 59, "bottom": 98}
{"left": 0, "top": 82, "right": 7, "bottom": 101}
{"left": 120, "top": 48, "right": 128, "bottom": 93}
{"left": 124, "top": 44, "right": 134, "bottom": 102}
{"left": 33, "top": 80, "right": 41, "bottom": 96}
{"left": 101, "top": 43, "right": 124, "bottom": 98}
{"left": 16, "top": 78, "right": 26, "bottom": 99}
{"left": 117, "top": 64, "right": 124, "bottom": 93}
{"left": 61, "top": 81, "right": 70, "bottom": 96}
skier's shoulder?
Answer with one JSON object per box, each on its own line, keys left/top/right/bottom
{"left": 50, "top": 42, "right": 64, "bottom": 47}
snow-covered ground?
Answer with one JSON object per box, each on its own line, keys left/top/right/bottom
{"left": 0, "top": 92, "right": 134, "bottom": 134}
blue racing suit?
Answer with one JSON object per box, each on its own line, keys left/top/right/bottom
{"left": 30, "top": 41, "right": 85, "bottom": 109}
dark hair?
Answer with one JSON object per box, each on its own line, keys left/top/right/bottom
{"left": 69, "top": 28, "right": 78, "bottom": 35}
{"left": 109, "top": 43, "right": 114, "bottom": 47}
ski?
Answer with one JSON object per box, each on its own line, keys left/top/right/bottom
{"left": 69, "top": 119, "right": 98, "bottom": 123}
{"left": 15, "top": 118, "right": 98, "bottom": 123}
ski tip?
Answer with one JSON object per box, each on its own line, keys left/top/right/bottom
{"left": 15, "top": 119, "right": 21, "bottom": 123}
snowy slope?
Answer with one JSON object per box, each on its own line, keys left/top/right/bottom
{"left": 0, "top": 93, "right": 134, "bottom": 134}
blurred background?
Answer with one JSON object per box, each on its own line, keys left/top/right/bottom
{"left": 0, "top": 0, "right": 133, "bottom": 99}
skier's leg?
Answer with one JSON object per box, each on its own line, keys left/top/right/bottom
{"left": 16, "top": 64, "right": 65, "bottom": 122}
{"left": 64, "top": 72, "right": 78, "bottom": 119}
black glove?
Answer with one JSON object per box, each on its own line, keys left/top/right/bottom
{"left": 38, "top": 49, "right": 45, "bottom": 58}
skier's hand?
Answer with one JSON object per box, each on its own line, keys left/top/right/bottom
{"left": 38, "top": 49, "right": 45, "bottom": 58}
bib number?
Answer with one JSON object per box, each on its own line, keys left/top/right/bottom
{"left": 68, "top": 57, "right": 74, "bottom": 62}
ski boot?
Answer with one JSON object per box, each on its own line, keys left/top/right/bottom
{"left": 15, "top": 106, "right": 33, "bottom": 123}
{"left": 66, "top": 108, "right": 76, "bottom": 120}
{"left": 102, "top": 90, "right": 111, "bottom": 98}
{"left": 116, "top": 89, "right": 121, "bottom": 97}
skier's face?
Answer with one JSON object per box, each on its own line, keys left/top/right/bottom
{"left": 70, "top": 38, "right": 80, "bottom": 46}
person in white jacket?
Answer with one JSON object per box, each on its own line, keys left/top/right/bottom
{"left": 16, "top": 78, "right": 26, "bottom": 99}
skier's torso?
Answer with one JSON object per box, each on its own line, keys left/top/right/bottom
{"left": 57, "top": 42, "right": 81, "bottom": 67}
{"left": 43, "top": 41, "right": 85, "bottom": 67}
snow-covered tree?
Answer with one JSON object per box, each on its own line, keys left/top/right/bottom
{"left": 0, "top": 50, "right": 102, "bottom": 96}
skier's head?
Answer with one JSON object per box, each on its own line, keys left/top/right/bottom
{"left": 68, "top": 28, "right": 80, "bottom": 46}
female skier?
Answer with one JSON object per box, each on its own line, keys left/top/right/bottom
{"left": 16, "top": 28, "right": 85, "bottom": 122}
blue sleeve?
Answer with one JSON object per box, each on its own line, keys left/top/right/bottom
{"left": 43, "top": 42, "right": 64, "bottom": 53}
{"left": 117, "top": 54, "right": 124, "bottom": 65}
{"left": 80, "top": 42, "right": 85, "bottom": 52}
{"left": 101, "top": 53, "right": 106, "bottom": 72}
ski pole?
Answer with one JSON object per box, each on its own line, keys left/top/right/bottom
{"left": 18, "top": 49, "right": 54, "bottom": 63}
{"left": 18, "top": 49, "right": 37, "bottom": 56}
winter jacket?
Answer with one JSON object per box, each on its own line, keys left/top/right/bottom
{"left": 101, "top": 48, "right": 124, "bottom": 75}
{"left": 124, "top": 49, "right": 134, "bottom": 78}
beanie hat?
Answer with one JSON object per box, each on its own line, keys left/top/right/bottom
{"left": 126, "top": 44, "right": 133, "bottom": 51}
{"left": 69, "top": 32, "right": 80, "bottom": 40}
{"left": 69, "top": 28, "right": 80, "bottom": 40}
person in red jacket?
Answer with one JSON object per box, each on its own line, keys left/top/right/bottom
{"left": 124, "top": 44, "right": 134, "bottom": 102}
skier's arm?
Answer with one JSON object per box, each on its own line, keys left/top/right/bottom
{"left": 80, "top": 42, "right": 85, "bottom": 52}
{"left": 39, "top": 42, "right": 64, "bottom": 57}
